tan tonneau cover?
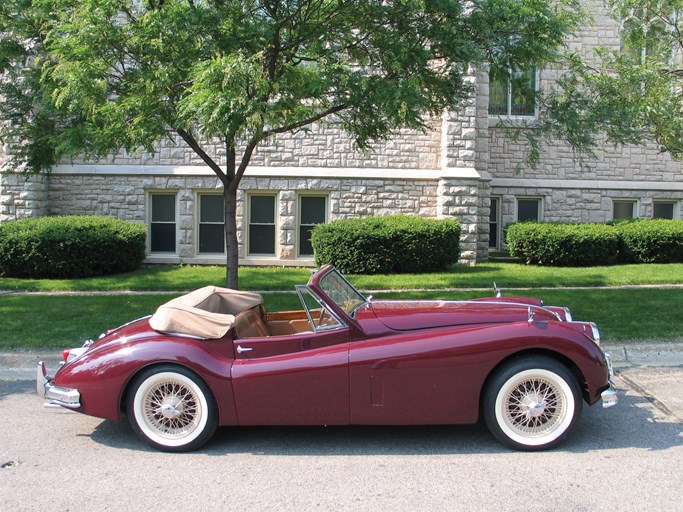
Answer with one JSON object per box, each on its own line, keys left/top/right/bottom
{"left": 149, "top": 286, "right": 263, "bottom": 339}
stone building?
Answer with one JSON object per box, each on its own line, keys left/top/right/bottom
{"left": 2, "top": 0, "right": 682, "bottom": 267}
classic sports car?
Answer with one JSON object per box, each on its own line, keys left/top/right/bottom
{"left": 38, "top": 265, "right": 617, "bottom": 452}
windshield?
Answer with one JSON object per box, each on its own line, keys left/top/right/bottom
{"left": 317, "top": 269, "right": 367, "bottom": 316}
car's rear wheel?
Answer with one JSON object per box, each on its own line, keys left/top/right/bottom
{"left": 127, "top": 365, "right": 218, "bottom": 452}
{"left": 483, "top": 356, "right": 582, "bottom": 451}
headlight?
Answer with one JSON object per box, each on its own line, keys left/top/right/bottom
{"left": 587, "top": 322, "right": 601, "bottom": 345}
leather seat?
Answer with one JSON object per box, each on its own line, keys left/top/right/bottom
{"left": 234, "top": 306, "right": 270, "bottom": 338}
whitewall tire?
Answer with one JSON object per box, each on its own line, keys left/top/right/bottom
{"left": 483, "top": 357, "right": 582, "bottom": 451}
{"left": 127, "top": 365, "right": 218, "bottom": 452}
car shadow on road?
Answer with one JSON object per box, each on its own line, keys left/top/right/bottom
{"left": 83, "top": 384, "right": 682, "bottom": 456}
{"left": 0, "top": 379, "right": 34, "bottom": 400}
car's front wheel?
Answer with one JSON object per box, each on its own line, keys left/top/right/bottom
{"left": 483, "top": 356, "right": 582, "bottom": 451}
{"left": 127, "top": 365, "right": 218, "bottom": 452}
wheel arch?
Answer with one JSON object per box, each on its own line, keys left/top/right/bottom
{"left": 119, "top": 361, "right": 218, "bottom": 419}
{"left": 479, "top": 348, "right": 589, "bottom": 413}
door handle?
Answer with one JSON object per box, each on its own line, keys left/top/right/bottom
{"left": 236, "top": 345, "right": 253, "bottom": 354}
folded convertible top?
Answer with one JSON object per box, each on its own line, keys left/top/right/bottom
{"left": 149, "top": 286, "right": 263, "bottom": 339}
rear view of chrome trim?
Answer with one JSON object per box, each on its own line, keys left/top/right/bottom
{"left": 37, "top": 361, "right": 81, "bottom": 409}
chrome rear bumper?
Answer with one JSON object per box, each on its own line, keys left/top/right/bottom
{"left": 37, "top": 361, "right": 81, "bottom": 409}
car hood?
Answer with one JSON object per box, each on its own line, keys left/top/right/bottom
{"left": 361, "top": 299, "right": 558, "bottom": 331}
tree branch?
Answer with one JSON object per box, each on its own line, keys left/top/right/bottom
{"left": 262, "top": 104, "right": 347, "bottom": 138}
{"left": 175, "top": 127, "right": 227, "bottom": 182}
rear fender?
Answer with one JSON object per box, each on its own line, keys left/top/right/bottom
{"left": 52, "top": 338, "right": 238, "bottom": 425}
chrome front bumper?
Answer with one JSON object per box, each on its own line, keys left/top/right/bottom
{"left": 37, "top": 361, "right": 81, "bottom": 409}
{"left": 600, "top": 352, "right": 618, "bottom": 408}
{"left": 601, "top": 383, "right": 618, "bottom": 408}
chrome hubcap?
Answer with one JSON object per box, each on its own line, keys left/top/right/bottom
{"left": 504, "top": 378, "right": 564, "bottom": 434}
{"left": 143, "top": 380, "right": 200, "bottom": 437}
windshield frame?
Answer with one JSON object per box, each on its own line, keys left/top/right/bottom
{"left": 310, "top": 267, "right": 368, "bottom": 318}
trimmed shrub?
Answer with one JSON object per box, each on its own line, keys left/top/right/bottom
{"left": 0, "top": 215, "right": 147, "bottom": 278}
{"left": 311, "top": 215, "right": 461, "bottom": 274}
{"left": 505, "top": 222, "right": 620, "bottom": 266}
{"left": 615, "top": 219, "right": 683, "bottom": 263}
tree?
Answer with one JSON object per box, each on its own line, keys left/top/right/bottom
{"left": 0, "top": 0, "right": 580, "bottom": 288}
{"left": 532, "top": 0, "right": 683, "bottom": 163}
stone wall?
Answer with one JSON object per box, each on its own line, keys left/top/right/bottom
{"left": 68, "top": 120, "right": 442, "bottom": 171}
{"left": 0, "top": 172, "right": 49, "bottom": 222}
{"left": 486, "top": 0, "right": 683, "bottom": 237}
{"left": 43, "top": 172, "right": 449, "bottom": 264}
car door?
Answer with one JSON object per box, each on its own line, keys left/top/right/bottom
{"left": 231, "top": 309, "right": 350, "bottom": 426}
{"left": 348, "top": 328, "right": 470, "bottom": 425}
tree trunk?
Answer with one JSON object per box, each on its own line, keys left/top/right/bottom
{"left": 223, "top": 142, "right": 239, "bottom": 289}
{"left": 223, "top": 184, "right": 239, "bottom": 289}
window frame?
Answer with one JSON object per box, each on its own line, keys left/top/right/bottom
{"left": 489, "top": 196, "right": 501, "bottom": 250}
{"left": 652, "top": 200, "right": 679, "bottom": 219}
{"left": 612, "top": 199, "right": 639, "bottom": 220}
{"left": 196, "top": 192, "right": 226, "bottom": 255}
{"left": 246, "top": 192, "right": 278, "bottom": 257}
{"left": 488, "top": 67, "right": 539, "bottom": 119}
{"left": 297, "top": 193, "right": 329, "bottom": 258}
{"left": 516, "top": 197, "right": 543, "bottom": 223}
{"left": 148, "top": 191, "right": 178, "bottom": 255}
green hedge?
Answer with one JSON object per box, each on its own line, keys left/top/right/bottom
{"left": 311, "top": 215, "right": 461, "bottom": 274}
{"left": 0, "top": 215, "right": 147, "bottom": 278}
{"left": 506, "top": 219, "right": 683, "bottom": 266}
{"left": 615, "top": 219, "right": 683, "bottom": 263}
{"left": 505, "top": 222, "right": 621, "bottom": 266}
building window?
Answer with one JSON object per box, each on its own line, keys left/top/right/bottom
{"left": 620, "top": 14, "right": 669, "bottom": 64}
{"left": 489, "top": 197, "right": 500, "bottom": 249}
{"left": 613, "top": 200, "right": 637, "bottom": 220}
{"left": 149, "top": 193, "right": 177, "bottom": 253}
{"left": 489, "top": 67, "right": 537, "bottom": 117}
{"left": 298, "top": 195, "right": 328, "bottom": 257}
{"left": 248, "top": 194, "right": 277, "bottom": 256}
{"left": 653, "top": 201, "right": 677, "bottom": 219}
{"left": 517, "top": 198, "right": 542, "bottom": 222}
{"left": 198, "top": 194, "right": 225, "bottom": 254}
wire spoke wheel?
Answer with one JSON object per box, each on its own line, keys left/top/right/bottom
{"left": 502, "top": 374, "right": 565, "bottom": 436}
{"left": 128, "top": 366, "right": 217, "bottom": 452}
{"left": 143, "top": 379, "right": 201, "bottom": 438}
{"left": 484, "top": 357, "right": 582, "bottom": 451}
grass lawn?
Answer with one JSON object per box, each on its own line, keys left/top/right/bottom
{"left": 2, "top": 287, "right": 681, "bottom": 349}
{"left": 1, "top": 262, "right": 683, "bottom": 292}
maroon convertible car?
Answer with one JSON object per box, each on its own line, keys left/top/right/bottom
{"left": 38, "top": 265, "right": 617, "bottom": 452}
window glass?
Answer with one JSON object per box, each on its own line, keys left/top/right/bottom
{"left": 150, "top": 193, "right": 176, "bottom": 253}
{"left": 198, "top": 195, "right": 225, "bottom": 254}
{"left": 248, "top": 195, "right": 276, "bottom": 255}
{"left": 200, "top": 195, "right": 224, "bottom": 223}
{"left": 489, "top": 67, "right": 536, "bottom": 117}
{"left": 510, "top": 68, "right": 536, "bottom": 116}
{"left": 653, "top": 202, "right": 675, "bottom": 219}
{"left": 613, "top": 201, "right": 636, "bottom": 219}
{"left": 517, "top": 198, "right": 540, "bottom": 222}
{"left": 299, "top": 196, "right": 327, "bottom": 257}
{"left": 489, "top": 197, "right": 499, "bottom": 249}
{"left": 151, "top": 194, "right": 175, "bottom": 222}
{"left": 250, "top": 195, "right": 276, "bottom": 224}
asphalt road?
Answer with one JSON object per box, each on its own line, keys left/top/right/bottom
{"left": 1, "top": 359, "right": 683, "bottom": 512}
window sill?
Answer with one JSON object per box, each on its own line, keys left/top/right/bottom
{"left": 488, "top": 115, "right": 539, "bottom": 128}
